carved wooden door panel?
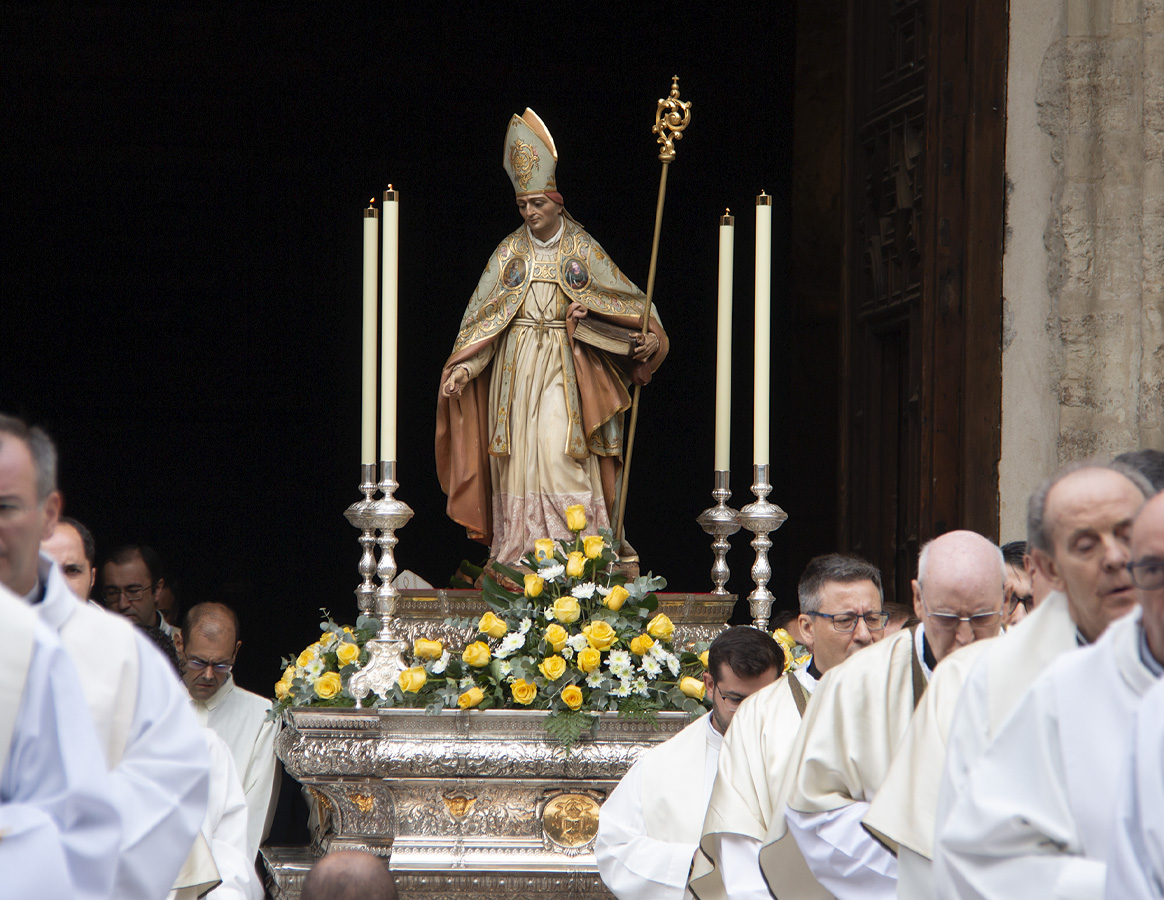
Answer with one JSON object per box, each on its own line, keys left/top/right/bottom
{"left": 839, "top": 0, "right": 1005, "bottom": 605}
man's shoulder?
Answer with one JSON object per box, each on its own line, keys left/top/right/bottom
{"left": 226, "top": 682, "right": 276, "bottom": 716}
{"left": 826, "top": 628, "right": 914, "bottom": 687}
{"left": 727, "top": 674, "right": 795, "bottom": 737}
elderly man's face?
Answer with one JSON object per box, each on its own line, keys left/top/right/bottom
{"left": 1130, "top": 494, "right": 1164, "bottom": 665}
{"left": 0, "top": 436, "right": 60, "bottom": 596}
{"left": 516, "top": 193, "right": 562, "bottom": 241}
{"left": 1033, "top": 468, "right": 1145, "bottom": 643}
{"left": 42, "top": 522, "right": 95, "bottom": 600}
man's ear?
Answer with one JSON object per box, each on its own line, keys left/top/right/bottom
{"left": 702, "top": 671, "right": 714, "bottom": 695}
{"left": 1030, "top": 547, "right": 1064, "bottom": 592}
{"left": 233, "top": 640, "right": 242, "bottom": 662}
{"left": 798, "top": 613, "right": 815, "bottom": 654}
{"left": 912, "top": 579, "right": 924, "bottom": 620}
{"left": 172, "top": 631, "right": 184, "bottom": 657}
{"left": 40, "top": 491, "right": 62, "bottom": 540}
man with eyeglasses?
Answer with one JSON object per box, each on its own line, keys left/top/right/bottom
{"left": 101, "top": 543, "right": 175, "bottom": 637}
{"left": 929, "top": 461, "right": 1152, "bottom": 898}
{"left": 175, "top": 601, "right": 281, "bottom": 867}
{"left": 595, "top": 627, "right": 783, "bottom": 900}
{"left": 935, "top": 481, "right": 1164, "bottom": 900}
{"left": 690, "top": 553, "right": 885, "bottom": 900}
{"left": 0, "top": 412, "right": 210, "bottom": 899}
{"left": 767, "top": 531, "right": 1004, "bottom": 900}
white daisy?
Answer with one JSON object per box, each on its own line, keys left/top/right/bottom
{"left": 539, "top": 563, "right": 565, "bottom": 580}
{"left": 459, "top": 675, "right": 476, "bottom": 689}
{"left": 303, "top": 659, "right": 325, "bottom": 679}
{"left": 567, "top": 633, "right": 590, "bottom": 652}
{"left": 640, "top": 655, "right": 662, "bottom": 677}
{"left": 585, "top": 671, "right": 605, "bottom": 689}
{"left": 632, "top": 677, "right": 650, "bottom": 697}
{"left": 497, "top": 660, "right": 512, "bottom": 677}
{"left": 518, "top": 617, "right": 533, "bottom": 635}
{"left": 664, "top": 653, "right": 681, "bottom": 677}
{"left": 431, "top": 650, "right": 451, "bottom": 674}
{"left": 494, "top": 632, "right": 526, "bottom": 659}
{"left": 612, "top": 679, "right": 632, "bottom": 697}
{"left": 571, "top": 582, "right": 597, "bottom": 600}
{"left": 561, "top": 647, "right": 574, "bottom": 661}
{"left": 596, "top": 584, "right": 612, "bottom": 596}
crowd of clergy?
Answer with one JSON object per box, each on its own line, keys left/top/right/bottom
{"left": 595, "top": 448, "right": 1164, "bottom": 900}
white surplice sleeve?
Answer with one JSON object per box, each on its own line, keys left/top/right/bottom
{"left": 595, "top": 760, "right": 696, "bottom": 900}
{"left": 110, "top": 633, "right": 211, "bottom": 900}
{"left": 204, "top": 730, "right": 263, "bottom": 900}
{"left": 0, "top": 623, "right": 120, "bottom": 900}
{"left": 713, "top": 832, "right": 773, "bottom": 900}
{"left": 784, "top": 803, "right": 897, "bottom": 900}
{"left": 240, "top": 713, "right": 280, "bottom": 860}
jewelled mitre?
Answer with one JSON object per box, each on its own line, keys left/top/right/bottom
{"left": 503, "top": 108, "right": 558, "bottom": 197}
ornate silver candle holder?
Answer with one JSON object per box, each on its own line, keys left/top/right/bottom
{"left": 343, "top": 460, "right": 414, "bottom": 706}
{"left": 696, "top": 470, "right": 741, "bottom": 595}
{"left": 736, "top": 463, "right": 788, "bottom": 631}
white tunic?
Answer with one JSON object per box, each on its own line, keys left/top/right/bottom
{"left": 0, "top": 584, "right": 121, "bottom": 900}
{"left": 596, "top": 713, "right": 721, "bottom": 900}
{"left": 783, "top": 628, "right": 931, "bottom": 900}
{"left": 1106, "top": 675, "right": 1164, "bottom": 899}
{"left": 934, "top": 608, "right": 1160, "bottom": 900}
{"left": 32, "top": 555, "right": 211, "bottom": 900}
{"left": 690, "top": 667, "right": 826, "bottom": 900}
{"left": 194, "top": 674, "right": 281, "bottom": 861}
{"left": 191, "top": 729, "right": 262, "bottom": 900}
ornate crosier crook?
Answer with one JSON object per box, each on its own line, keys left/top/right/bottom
{"left": 613, "top": 77, "right": 691, "bottom": 553}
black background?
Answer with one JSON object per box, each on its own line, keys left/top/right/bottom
{"left": 3, "top": 2, "right": 819, "bottom": 695}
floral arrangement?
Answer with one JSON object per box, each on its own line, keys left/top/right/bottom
{"left": 271, "top": 505, "right": 712, "bottom": 745}
{"left": 267, "top": 612, "right": 381, "bottom": 720}
{"left": 773, "top": 627, "right": 811, "bottom": 672}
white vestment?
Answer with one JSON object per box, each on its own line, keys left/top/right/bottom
{"left": 0, "top": 584, "right": 121, "bottom": 900}
{"left": 862, "top": 638, "right": 993, "bottom": 899}
{"left": 783, "top": 627, "right": 931, "bottom": 900}
{"left": 1106, "top": 675, "right": 1164, "bottom": 900}
{"left": 169, "top": 728, "right": 262, "bottom": 900}
{"left": 690, "top": 667, "right": 827, "bottom": 900}
{"left": 596, "top": 713, "right": 722, "bottom": 900}
{"left": 195, "top": 674, "right": 281, "bottom": 861}
{"left": 934, "top": 608, "right": 1160, "bottom": 900}
{"left": 32, "top": 555, "right": 211, "bottom": 900}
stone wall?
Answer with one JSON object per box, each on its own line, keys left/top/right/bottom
{"left": 1000, "top": 0, "right": 1164, "bottom": 539}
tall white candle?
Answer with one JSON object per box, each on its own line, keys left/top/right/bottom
{"left": 380, "top": 186, "right": 399, "bottom": 464}
{"left": 754, "top": 192, "right": 772, "bottom": 466}
{"left": 715, "top": 210, "right": 734, "bottom": 471}
{"left": 361, "top": 201, "right": 379, "bottom": 466}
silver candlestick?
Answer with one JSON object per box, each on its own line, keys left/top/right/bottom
{"left": 737, "top": 464, "right": 788, "bottom": 631}
{"left": 344, "top": 460, "right": 415, "bottom": 707}
{"left": 696, "top": 470, "right": 741, "bottom": 595}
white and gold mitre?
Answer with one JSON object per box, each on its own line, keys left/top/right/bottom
{"left": 503, "top": 108, "right": 558, "bottom": 197}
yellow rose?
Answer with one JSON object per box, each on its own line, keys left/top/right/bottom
{"left": 565, "top": 551, "right": 586, "bottom": 578}
{"left": 297, "top": 644, "right": 319, "bottom": 667}
{"left": 511, "top": 678, "right": 537, "bottom": 705}
{"left": 319, "top": 631, "right": 338, "bottom": 649}
{"left": 583, "top": 620, "right": 617, "bottom": 651}
{"left": 534, "top": 539, "right": 556, "bottom": 562}
{"left": 462, "top": 641, "right": 492, "bottom": 668}
{"left": 565, "top": 504, "right": 587, "bottom": 532}
{"left": 539, "top": 655, "right": 567, "bottom": 681}
{"left": 583, "top": 535, "right": 605, "bottom": 559}
{"left": 314, "top": 671, "right": 343, "bottom": 700}
{"left": 413, "top": 638, "right": 444, "bottom": 660}
{"left": 274, "top": 678, "right": 291, "bottom": 700}
{"left": 603, "top": 584, "right": 629, "bottom": 611}
{"left": 479, "top": 611, "right": 508, "bottom": 638}
{"left": 523, "top": 574, "right": 545, "bottom": 599}
{"left": 544, "top": 623, "right": 569, "bottom": 652}
{"left": 699, "top": 650, "right": 710, "bottom": 669}
{"left": 629, "top": 633, "right": 655, "bottom": 656}
{"left": 397, "top": 666, "right": 427, "bottom": 693}
{"left": 336, "top": 641, "right": 361, "bottom": 666}
{"left": 680, "top": 676, "right": 707, "bottom": 700}
{"left": 551, "top": 596, "right": 581, "bottom": 624}
{"left": 646, "top": 613, "right": 675, "bottom": 641}
{"left": 282, "top": 664, "right": 296, "bottom": 682}
{"left": 561, "top": 685, "right": 584, "bottom": 710}
{"left": 457, "top": 686, "right": 484, "bottom": 709}
{"left": 577, "top": 647, "right": 602, "bottom": 673}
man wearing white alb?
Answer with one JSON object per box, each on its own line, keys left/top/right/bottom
{"left": 1107, "top": 675, "right": 1164, "bottom": 900}
{"left": 936, "top": 488, "right": 1164, "bottom": 900}
{"left": 0, "top": 582, "right": 121, "bottom": 900}
{"left": 0, "top": 414, "right": 211, "bottom": 899}
{"left": 595, "top": 627, "right": 784, "bottom": 900}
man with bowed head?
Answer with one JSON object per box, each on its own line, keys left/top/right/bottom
{"left": 175, "top": 601, "right": 281, "bottom": 866}
{"left": 301, "top": 850, "right": 398, "bottom": 900}
{"left": 102, "top": 542, "right": 175, "bottom": 636}
{"left": 595, "top": 627, "right": 784, "bottom": 900}
{"left": 692, "top": 553, "right": 886, "bottom": 900}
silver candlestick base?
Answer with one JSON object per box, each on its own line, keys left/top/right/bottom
{"left": 737, "top": 464, "right": 788, "bottom": 632}
{"left": 343, "top": 460, "right": 415, "bottom": 707}
{"left": 696, "top": 470, "right": 741, "bottom": 595}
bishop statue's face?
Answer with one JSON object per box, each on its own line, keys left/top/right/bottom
{"left": 517, "top": 193, "right": 562, "bottom": 241}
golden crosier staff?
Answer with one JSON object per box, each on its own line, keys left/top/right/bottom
{"left": 613, "top": 76, "right": 692, "bottom": 552}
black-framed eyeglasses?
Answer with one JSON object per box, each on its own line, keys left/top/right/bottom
{"left": 920, "top": 591, "right": 1001, "bottom": 632}
{"left": 186, "top": 657, "right": 233, "bottom": 675}
{"left": 712, "top": 682, "right": 749, "bottom": 707}
{"left": 804, "top": 611, "right": 890, "bottom": 633}
{"left": 101, "top": 581, "right": 157, "bottom": 602}
{"left": 1128, "top": 558, "right": 1164, "bottom": 591}
{"left": 1005, "top": 593, "right": 1034, "bottom": 614}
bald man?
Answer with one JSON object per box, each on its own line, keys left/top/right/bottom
{"left": 301, "top": 850, "right": 397, "bottom": 900}
{"left": 174, "top": 602, "right": 280, "bottom": 865}
{"left": 775, "top": 530, "right": 1005, "bottom": 899}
